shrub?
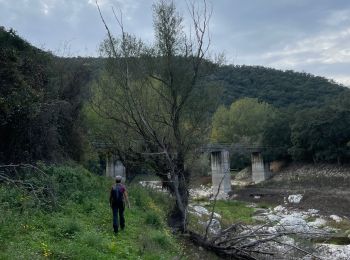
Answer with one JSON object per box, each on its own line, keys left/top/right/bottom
{"left": 145, "top": 212, "right": 162, "bottom": 228}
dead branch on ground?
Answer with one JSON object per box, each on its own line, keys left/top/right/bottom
{"left": 188, "top": 220, "right": 330, "bottom": 259}
{"left": 0, "top": 164, "right": 57, "bottom": 208}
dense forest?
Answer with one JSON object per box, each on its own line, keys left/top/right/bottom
{"left": 0, "top": 27, "right": 93, "bottom": 163}
{"left": 1, "top": 26, "right": 349, "bottom": 167}
{"left": 213, "top": 65, "right": 349, "bottom": 109}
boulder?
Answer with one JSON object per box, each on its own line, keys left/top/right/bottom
{"left": 330, "top": 215, "right": 343, "bottom": 223}
{"left": 278, "top": 215, "right": 309, "bottom": 232}
{"left": 267, "top": 214, "right": 282, "bottom": 222}
{"left": 288, "top": 194, "right": 303, "bottom": 204}
{"left": 188, "top": 205, "right": 221, "bottom": 219}
{"left": 199, "top": 219, "right": 221, "bottom": 235}
{"left": 274, "top": 205, "right": 286, "bottom": 213}
{"left": 308, "top": 218, "right": 327, "bottom": 228}
{"left": 252, "top": 215, "right": 267, "bottom": 222}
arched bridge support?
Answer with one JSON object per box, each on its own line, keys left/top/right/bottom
{"left": 211, "top": 149, "right": 231, "bottom": 196}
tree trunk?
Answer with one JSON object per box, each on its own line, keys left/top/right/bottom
{"left": 167, "top": 162, "right": 189, "bottom": 231}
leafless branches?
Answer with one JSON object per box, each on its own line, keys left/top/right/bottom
{"left": 189, "top": 220, "right": 330, "bottom": 259}
{"left": 92, "top": 0, "right": 215, "bottom": 230}
{"left": 0, "top": 164, "right": 57, "bottom": 209}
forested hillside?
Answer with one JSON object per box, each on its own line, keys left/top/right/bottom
{"left": 1, "top": 26, "right": 350, "bottom": 167}
{"left": 0, "top": 27, "right": 91, "bottom": 163}
{"left": 211, "top": 65, "right": 350, "bottom": 109}
{"left": 77, "top": 59, "right": 350, "bottom": 111}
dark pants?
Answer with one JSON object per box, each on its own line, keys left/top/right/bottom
{"left": 112, "top": 203, "right": 125, "bottom": 233}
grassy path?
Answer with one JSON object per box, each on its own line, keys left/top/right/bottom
{"left": 0, "top": 166, "right": 183, "bottom": 259}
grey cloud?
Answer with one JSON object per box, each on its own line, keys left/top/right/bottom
{"left": 0, "top": 0, "right": 349, "bottom": 85}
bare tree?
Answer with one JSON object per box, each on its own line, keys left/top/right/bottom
{"left": 91, "top": 0, "right": 215, "bottom": 230}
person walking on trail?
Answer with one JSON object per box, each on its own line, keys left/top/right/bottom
{"left": 110, "top": 175, "right": 130, "bottom": 234}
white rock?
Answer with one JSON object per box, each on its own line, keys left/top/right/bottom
{"left": 312, "top": 244, "right": 350, "bottom": 260}
{"left": 199, "top": 219, "right": 221, "bottom": 235}
{"left": 252, "top": 215, "right": 267, "bottom": 222}
{"left": 254, "top": 208, "right": 268, "bottom": 215}
{"left": 230, "top": 193, "right": 238, "bottom": 199}
{"left": 192, "top": 205, "right": 209, "bottom": 215}
{"left": 267, "top": 214, "right": 282, "bottom": 222}
{"left": 274, "top": 205, "right": 286, "bottom": 212}
{"left": 289, "top": 212, "right": 308, "bottom": 220}
{"left": 278, "top": 215, "right": 309, "bottom": 232}
{"left": 330, "top": 215, "right": 343, "bottom": 223}
{"left": 288, "top": 194, "right": 303, "bottom": 204}
{"left": 307, "top": 209, "right": 319, "bottom": 215}
{"left": 308, "top": 218, "right": 327, "bottom": 228}
{"left": 214, "top": 212, "right": 221, "bottom": 219}
{"left": 267, "top": 226, "right": 277, "bottom": 233}
{"left": 280, "top": 235, "right": 295, "bottom": 245}
{"left": 139, "top": 181, "right": 169, "bottom": 193}
{"left": 188, "top": 205, "right": 221, "bottom": 219}
{"left": 189, "top": 185, "right": 212, "bottom": 199}
{"left": 246, "top": 203, "right": 258, "bottom": 208}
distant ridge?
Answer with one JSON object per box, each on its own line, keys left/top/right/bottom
{"left": 210, "top": 65, "right": 349, "bottom": 109}
{"left": 2, "top": 26, "right": 348, "bottom": 111}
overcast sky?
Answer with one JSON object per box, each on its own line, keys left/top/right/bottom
{"left": 1, "top": 0, "right": 349, "bottom": 86}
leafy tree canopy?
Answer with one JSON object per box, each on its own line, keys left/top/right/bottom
{"left": 211, "top": 98, "right": 278, "bottom": 145}
{"left": 211, "top": 65, "right": 349, "bottom": 110}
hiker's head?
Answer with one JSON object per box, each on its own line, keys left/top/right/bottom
{"left": 115, "top": 175, "right": 122, "bottom": 183}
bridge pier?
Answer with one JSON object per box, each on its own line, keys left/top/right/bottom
{"left": 211, "top": 149, "right": 231, "bottom": 197}
{"left": 251, "top": 152, "right": 270, "bottom": 183}
{"left": 106, "top": 154, "right": 126, "bottom": 180}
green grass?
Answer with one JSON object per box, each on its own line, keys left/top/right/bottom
{"left": 256, "top": 202, "right": 273, "bottom": 209}
{"left": 0, "top": 165, "right": 183, "bottom": 259}
{"left": 208, "top": 200, "right": 255, "bottom": 227}
{"left": 187, "top": 200, "right": 255, "bottom": 235}
{"left": 327, "top": 219, "right": 350, "bottom": 232}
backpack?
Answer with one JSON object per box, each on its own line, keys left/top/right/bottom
{"left": 111, "top": 184, "right": 124, "bottom": 206}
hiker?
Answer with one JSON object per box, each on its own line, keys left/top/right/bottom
{"left": 109, "top": 175, "right": 130, "bottom": 234}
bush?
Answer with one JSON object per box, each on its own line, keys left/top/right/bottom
{"left": 49, "top": 217, "right": 81, "bottom": 239}
{"left": 150, "top": 230, "right": 172, "bottom": 248}
{"left": 131, "top": 185, "right": 149, "bottom": 208}
{"left": 145, "top": 212, "right": 162, "bottom": 227}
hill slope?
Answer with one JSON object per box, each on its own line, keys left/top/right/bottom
{"left": 211, "top": 65, "right": 349, "bottom": 109}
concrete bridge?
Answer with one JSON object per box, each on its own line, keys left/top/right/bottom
{"left": 202, "top": 143, "right": 272, "bottom": 197}
{"left": 94, "top": 142, "right": 272, "bottom": 196}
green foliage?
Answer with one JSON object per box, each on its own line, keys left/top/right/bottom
{"left": 0, "top": 27, "right": 91, "bottom": 164}
{"left": 212, "top": 65, "right": 349, "bottom": 109}
{"left": 211, "top": 98, "right": 278, "bottom": 145}
{"left": 229, "top": 151, "right": 251, "bottom": 170}
{"left": 262, "top": 110, "right": 292, "bottom": 160}
{"left": 209, "top": 200, "right": 255, "bottom": 226}
{"left": 145, "top": 212, "right": 163, "bottom": 227}
{"left": 188, "top": 200, "right": 255, "bottom": 235}
{"left": 211, "top": 92, "right": 350, "bottom": 164}
{"left": 0, "top": 165, "right": 182, "bottom": 259}
{"left": 289, "top": 103, "right": 350, "bottom": 163}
